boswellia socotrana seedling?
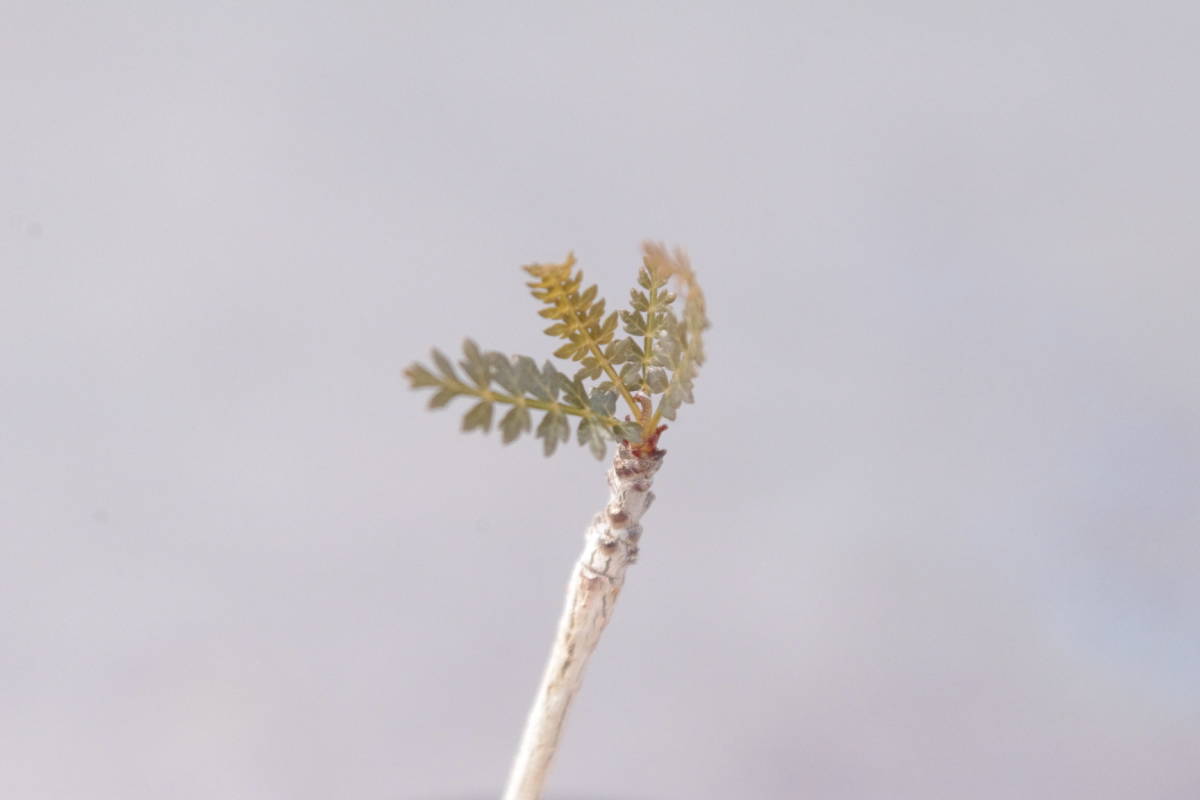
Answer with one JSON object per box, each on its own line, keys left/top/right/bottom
{"left": 405, "top": 242, "right": 708, "bottom": 799}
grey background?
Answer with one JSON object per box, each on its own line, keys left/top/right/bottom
{"left": 3, "top": 2, "right": 1198, "bottom": 798}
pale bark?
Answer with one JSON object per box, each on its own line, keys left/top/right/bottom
{"left": 502, "top": 443, "right": 665, "bottom": 800}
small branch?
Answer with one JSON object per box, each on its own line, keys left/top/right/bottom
{"left": 503, "top": 443, "right": 665, "bottom": 800}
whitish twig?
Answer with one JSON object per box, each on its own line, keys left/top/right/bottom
{"left": 503, "top": 443, "right": 665, "bottom": 800}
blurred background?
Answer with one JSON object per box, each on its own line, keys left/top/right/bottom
{"left": 2, "top": 2, "right": 1198, "bottom": 798}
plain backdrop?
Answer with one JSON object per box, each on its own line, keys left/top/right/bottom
{"left": 2, "top": 3, "right": 1198, "bottom": 799}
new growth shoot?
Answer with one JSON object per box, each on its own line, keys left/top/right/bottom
{"left": 405, "top": 242, "right": 708, "bottom": 800}
{"left": 405, "top": 242, "right": 707, "bottom": 460}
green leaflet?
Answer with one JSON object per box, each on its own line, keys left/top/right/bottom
{"left": 432, "top": 349, "right": 458, "bottom": 382}
{"left": 587, "top": 387, "right": 617, "bottom": 416}
{"left": 428, "top": 388, "right": 456, "bottom": 409}
{"left": 645, "top": 368, "right": 669, "bottom": 394}
{"left": 462, "top": 400, "right": 493, "bottom": 432}
{"left": 460, "top": 339, "right": 489, "bottom": 388}
{"left": 536, "top": 409, "right": 571, "bottom": 456}
{"left": 576, "top": 417, "right": 608, "bottom": 460}
{"left": 499, "top": 405, "right": 532, "bottom": 444}
{"left": 405, "top": 243, "right": 706, "bottom": 458}
{"left": 612, "top": 420, "right": 644, "bottom": 444}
